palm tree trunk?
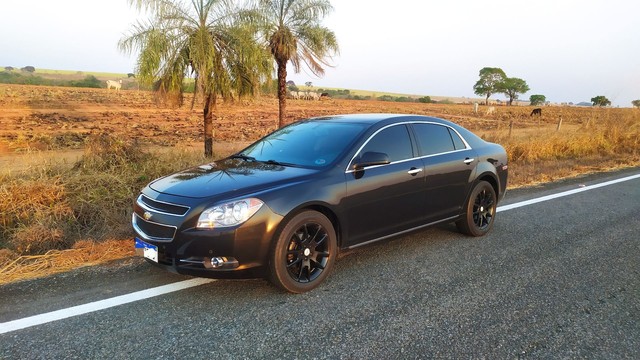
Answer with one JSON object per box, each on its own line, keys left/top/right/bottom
{"left": 277, "top": 59, "right": 288, "bottom": 128}
{"left": 203, "top": 92, "right": 216, "bottom": 157}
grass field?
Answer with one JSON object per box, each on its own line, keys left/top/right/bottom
{"left": 36, "top": 68, "right": 129, "bottom": 78}
{"left": 1, "top": 83, "right": 638, "bottom": 283}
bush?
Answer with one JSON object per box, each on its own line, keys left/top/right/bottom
{"left": 378, "top": 95, "right": 394, "bottom": 102}
{"left": 69, "top": 75, "right": 102, "bottom": 88}
{"left": 0, "top": 72, "right": 55, "bottom": 86}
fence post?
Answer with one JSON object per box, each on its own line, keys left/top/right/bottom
{"left": 556, "top": 116, "right": 563, "bottom": 131}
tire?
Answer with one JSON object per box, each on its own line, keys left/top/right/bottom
{"left": 456, "top": 180, "right": 497, "bottom": 237}
{"left": 268, "top": 210, "right": 337, "bottom": 293}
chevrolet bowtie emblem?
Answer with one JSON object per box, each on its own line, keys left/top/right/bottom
{"left": 143, "top": 211, "right": 153, "bottom": 221}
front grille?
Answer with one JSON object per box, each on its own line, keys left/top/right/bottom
{"left": 132, "top": 213, "right": 177, "bottom": 241}
{"left": 138, "top": 195, "right": 189, "bottom": 216}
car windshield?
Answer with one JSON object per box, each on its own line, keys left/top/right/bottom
{"left": 238, "top": 121, "right": 367, "bottom": 168}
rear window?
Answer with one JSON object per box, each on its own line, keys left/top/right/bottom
{"left": 412, "top": 123, "right": 456, "bottom": 156}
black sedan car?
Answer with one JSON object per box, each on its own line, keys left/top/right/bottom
{"left": 133, "top": 114, "right": 508, "bottom": 293}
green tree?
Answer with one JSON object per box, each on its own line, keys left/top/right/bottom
{"left": 258, "top": 0, "right": 339, "bottom": 128}
{"left": 631, "top": 100, "right": 640, "bottom": 108}
{"left": 473, "top": 67, "right": 506, "bottom": 105}
{"left": 529, "top": 94, "right": 546, "bottom": 106}
{"left": 591, "top": 95, "right": 611, "bottom": 107}
{"left": 499, "top": 77, "right": 530, "bottom": 106}
{"left": 119, "top": 0, "right": 272, "bottom": 157}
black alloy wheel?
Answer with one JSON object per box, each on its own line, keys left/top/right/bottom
{"left": 269, "top": 210, "right": 337, "bottom": 293}
{"left": 457, "top": 180, "right": 497, "bottom": 237}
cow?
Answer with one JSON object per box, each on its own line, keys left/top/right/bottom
{"left": 530, "top": 108, "right": 542, "bottom": 117}
{"left": 106, "top": 80, "right": 122, "bottom": 91}
{"left": 485, "top": 106, "right": 496, "bottom": 116}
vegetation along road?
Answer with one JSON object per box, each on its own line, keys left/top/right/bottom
{"left": 1, "top": 168, "right": 639, "bottom": 358}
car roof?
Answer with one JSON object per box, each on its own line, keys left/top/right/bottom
{"left": 306, "top": 113, "right": 455, "bottom": 127}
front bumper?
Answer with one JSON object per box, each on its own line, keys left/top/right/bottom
{"left": 132, "top": 193, "right": 283, "bottom": 279}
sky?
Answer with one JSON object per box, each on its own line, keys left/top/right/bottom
{"left": 1, "top": 0, "right": 639, "bottom": 107}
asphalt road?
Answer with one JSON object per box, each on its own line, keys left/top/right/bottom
{"left": 1, "top": 168, "right": 639, "bottom": 359}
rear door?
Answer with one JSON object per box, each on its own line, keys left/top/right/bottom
{"left": 411, "top": 123, "right": 477, "bottom": 222}
{"left": 343, "top": 124, "right": 426, "bottom": 246}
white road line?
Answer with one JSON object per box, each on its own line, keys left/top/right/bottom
{"left": 1, "top": 172, "right": 639, "bottom": 335}
{"left": 497, "top": 173, "right": 640, "bottom": 213}
{"left": 0, "top": 278, "right": 214, "bottom": 335}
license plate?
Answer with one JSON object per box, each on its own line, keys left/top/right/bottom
{"left": 134, "top": 237, "right": 158, "bottom": 263}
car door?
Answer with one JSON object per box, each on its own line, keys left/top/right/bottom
{"left": 411, "top": 123, "right": 477, "bottom": 222}
{"left": 343, "top": 124, "right": 426, "bottom": 246}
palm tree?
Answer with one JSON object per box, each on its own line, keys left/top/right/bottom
{"left": 257, "top": 0, "right": 338, "bottom": 128}
{"left": 119, "top": 0, "right": 272, "bottom": 157}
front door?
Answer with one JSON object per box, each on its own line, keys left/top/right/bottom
{"left": 343, "top": 124, "right": 426, "bottom": 246}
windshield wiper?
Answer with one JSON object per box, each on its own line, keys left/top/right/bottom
{"left": 264, "top": 159, "right": 298, "bottom": 167}
{"left": 231, "top": 154, "right": 256, "bottom": 162}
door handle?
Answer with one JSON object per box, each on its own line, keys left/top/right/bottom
{"left": 407, "top": 168, "right": 423, "bottom": 175}
{"left": 463, "top": 158, "right": 475, "bottom": 164}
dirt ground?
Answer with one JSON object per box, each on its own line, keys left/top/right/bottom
{"left": 0, "top": 84, "right": 537, "bottom": 159}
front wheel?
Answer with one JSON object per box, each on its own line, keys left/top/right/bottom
{"left": 268, "top": 210, "right": 337, "bottom": 293}
{"left": 456, "top": 180, "right": 497, "bottom": 237}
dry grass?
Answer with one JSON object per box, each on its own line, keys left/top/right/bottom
{"left": 478, "top": 110, "right": 640, "bottom": 187}
{"left": 0, "top": 135, "right": 206, "bottom": 278}
{"left": 0, "top": 239, "right": 133, "bottom": 285}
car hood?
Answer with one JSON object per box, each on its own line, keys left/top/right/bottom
{"left": 148, "top": 158, "right": 316, "bottom": 199}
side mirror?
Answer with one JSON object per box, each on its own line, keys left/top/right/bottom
{"left": 352, "top": 151, "right": 390, "bottom": 170}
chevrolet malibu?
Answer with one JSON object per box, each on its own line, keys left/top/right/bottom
{"left": 133, "top": 114, "right": 508, "bottom": 293}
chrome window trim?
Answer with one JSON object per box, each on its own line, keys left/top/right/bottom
{"left": 132, "top": 213, "right": 177, "bottom": 242}
{"left": 344, "top": 121, "right": 473, "bottom": 174}
{"left": 137, "top": 194, "right": 190, "bottom": 217}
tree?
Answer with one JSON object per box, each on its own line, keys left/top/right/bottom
{"left": 591, "top": 95, "right": 611, "bottom": 107}
{"left": 120, "top": 0, "right": 272, "bottom": 157}
{"left": 632, "top": 100, "right": 640, "bottom": 108}
{"left": 499, "top": 77, "right": 529, "bottom": 106}
{"left": 473, "top": 67, "right": 506, "bottom": 105}
{"left": 529, "top": 94, "right": 546, "bottom": 106}
{"left": 21, "top": 66, "right": 35, "bottom": 73}
{"left": 258, "top": 0, "right": 339, "bottom": 128}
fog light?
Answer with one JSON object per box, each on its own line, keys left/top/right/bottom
{"left": 206, "top": 257, "right": 239, "bottom": 269}
{"left": 211, "top": 257, "right": 225, "bottom": 268}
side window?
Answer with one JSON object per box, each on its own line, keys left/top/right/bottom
{"left": 448, "top": 128, "right": 467, "bottom": 150}
{"left": 413, "top": 123, "right": 456, "bottom": 156}
{"left": 360, "top": 125, "right": 413, "bottom": 162}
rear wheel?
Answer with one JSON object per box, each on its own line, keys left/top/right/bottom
{"left": 456, "top": 180, "right": 497, "bottom": 237}
{"left": 268, "top": 210, "right": 337, "bottom": 293}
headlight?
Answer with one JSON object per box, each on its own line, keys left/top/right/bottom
{"left": 196, "top": 198, "right": 264, "bottom": 229}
